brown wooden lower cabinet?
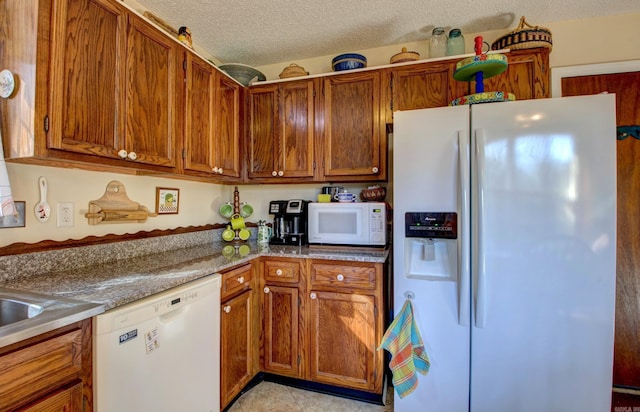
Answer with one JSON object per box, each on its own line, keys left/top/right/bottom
{"left": 0, "top": 319, "right": 92, "bottom": 412}
{"left": 259, "top": 258, "right": 385, "bottom": 394}
{"left": 221, "top": 257, "right": 386, "bottom": 410}
{"left": 308, "top": 290, "right": 378, "bottom": 391}
{"left": 221, "top": 288, "right": 255, "bottom": 409}
{"left": 262, "top": 284, "right": 301, "bottom": 377}
{"left": 20, "top": 383, "right": 83, "bottom": 412}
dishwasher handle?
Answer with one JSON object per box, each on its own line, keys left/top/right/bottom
{"left": 158, "top": 304, "right": 188, "bottom": 323}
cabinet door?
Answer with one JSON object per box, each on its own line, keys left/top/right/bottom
{"left": 213, "top": 73, "right": 242, "bottom": 179}
{"left": 263, "top": 285, "right": 301, "bottom": 377}
{"left": 248, "top": 85, "right": 279, "bottom": 178}
{"left": 384, "top": 60, "right": 465, "bottom": 122}
{"left": 47, "top": 0, "right": 126, "bottom": 158}
{"left": 465, "top": 48, "right": 550, "bottom": 100}
{"left": 278, "top": 80, "right": 315, "bottom": 179}
{"left": 125, "top": 14, "right": 179, "bottom": 168}
{"left": 19, "top": 382, "right": 83, "bottom": 412}
{"left": 322, "top": 71, "right": 386, "bottom": 181}
{"left": 247, "top": 80, "right": 316, "bottom": 181}
{"left": 308, "top": 290, "right": 378, "bottom": 391}
{"left": 221, "top": 290, "right": 253, "bottom": 408}
{"left": 184, "top": 52, "right": 216, "bottom": 174}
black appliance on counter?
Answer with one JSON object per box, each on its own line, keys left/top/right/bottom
{"left": 269, "top": 200, "right": 309, "bottom": 246}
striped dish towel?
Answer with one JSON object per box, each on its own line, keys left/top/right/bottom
{"left": 378, "top": 299, "right": 430, "bottom": 398}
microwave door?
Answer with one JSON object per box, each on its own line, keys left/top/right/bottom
{"left": 311, "top": 204, "right": 369, "bottom": 245}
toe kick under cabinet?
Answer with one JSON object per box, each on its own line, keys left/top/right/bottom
{"left": 259, "top": 257, "right": 386, "bottom": 395}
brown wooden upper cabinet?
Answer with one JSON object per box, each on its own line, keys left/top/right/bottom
{"left": 467, "top": 47, "right": 550, "bottom": 101}
{"left": 3, "top": 0, "right": 181, "bottom": 173}
{"left": 383, "top": 47, "right": 550, "bottom": 123}
{"left": 247, "top": 80, "right": 317, "bottom": 182}
{"left": 383, "top": 60, "right": 467, "bottom": 123}
{"left": 183, "top": 50, "right": 242, "bottom": 181}
{"left": 321, "top": 71, "right": 387, "bottom": 182}
{"left": 124, "top": 14, "right": 180, "bottom": 168}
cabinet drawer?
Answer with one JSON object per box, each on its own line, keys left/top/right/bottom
{"left": 310, "top": 261, "right": 377, "bottom": 290}
{"left": 264, "top": 260, "right": 301, "bottom": 283}
{"left": 0, "top": 329, "right": 83, "bottom": 408}
{"left": 222, "top": 264, "right": 252, "bottom": 298}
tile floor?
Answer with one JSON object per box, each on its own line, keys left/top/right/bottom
{"left": 227, "top": 381, "right": 394, "bottom": 412}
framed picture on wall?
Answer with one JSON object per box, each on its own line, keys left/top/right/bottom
{"left": 156, "top": 188, "right": 180, "bottom": 214}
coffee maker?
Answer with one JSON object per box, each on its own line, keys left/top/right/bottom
{"left": 269, "top": 200, "right": 308, "bottom": 246}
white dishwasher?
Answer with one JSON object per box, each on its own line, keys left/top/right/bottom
{"left": 94, "top": 275, "right": 221, "bottom": 412}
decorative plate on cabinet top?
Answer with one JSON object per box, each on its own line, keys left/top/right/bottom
{"left": 219, "top": 63, "right": 266, "bottom": 86}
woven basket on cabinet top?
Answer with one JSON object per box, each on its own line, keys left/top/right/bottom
{"left": 360, "top": 187, "right": 386, "bottom": 202}
{"left": 279, "top": 63, "right": 309, "bottom": 79}
{"left": 491, "top": 16, "right": 553, "bottom": 51}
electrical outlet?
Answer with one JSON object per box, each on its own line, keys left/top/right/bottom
{"left": 57, "top": 202, "right": 74, "bottom": 227}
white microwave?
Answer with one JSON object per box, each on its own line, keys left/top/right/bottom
{"left": 307, "top": 202, "right": 387, "bottom": 246}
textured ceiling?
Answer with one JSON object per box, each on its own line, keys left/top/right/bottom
{"left": 132, "top": 0, "right": 640, "bottom": 67}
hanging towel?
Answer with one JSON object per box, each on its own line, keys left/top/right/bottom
{"left": 378, "top": 299, "right": 430, "bottom": 398}
{"left": 0, "top": 127, "right": 15, "bottom": 217}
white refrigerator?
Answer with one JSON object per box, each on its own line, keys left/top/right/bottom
{"left": 392, "top": 94, "right": 617, "bottom": 412}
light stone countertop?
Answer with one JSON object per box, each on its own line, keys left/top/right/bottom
{"left": 1, "top": 240, "right": 389, "bottom": 311}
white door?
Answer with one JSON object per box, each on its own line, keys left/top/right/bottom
{"left": 469, "top": 95, "right": 616, "bottom": 411}
{"left": 393, "top": 106, "right": 471, "bottom": 411}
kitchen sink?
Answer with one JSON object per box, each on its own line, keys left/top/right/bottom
{"left": 0, "top": 298, "right": 44, "bottom": 327}
{"left": 0, "top": 287, "right": 104, "bottom": 348}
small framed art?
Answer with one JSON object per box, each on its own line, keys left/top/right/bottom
{"left": 156, "top": 188, "right": 179, "bottom": 214}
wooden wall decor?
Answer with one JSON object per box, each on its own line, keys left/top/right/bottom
{"left": 84, "top": 180, "right": 157, "bottom": 224}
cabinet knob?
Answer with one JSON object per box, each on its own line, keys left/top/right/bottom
{"left": 223, "top": 305, "right": 231, "bottom": 313}
{"left": 264, "top": 287, "right": 270, "bottom": 294}
{"left": 336, "top": 274, "right": 344, "bottom": 281}
{"left": 372, "top": 166, "right": 379, "bottom": 174}
{"left": 276, "top": 269, "right": 283, "bottom": 276}
{"left": 310, "top": 292, "right": 317, "bottom": 300}
{"left": 127, "top": 151, "right": 137, "bottom": 161}
{"left": 237, "top": 276, "right": 245, "bottom": 284}
{"left": 272, "top": 171, "right": 278, "bottom": 176}
{"left": 218, "top": 168, "right": 224, "bottom": 174}
{"left": 278, "top": 170, "right": 284, "bottom": 176}
{"left": 212, "top": 167, "right": 219, "bottom": 173}
{"left": 118, "top": 149, "right": 128, "bottom": 159}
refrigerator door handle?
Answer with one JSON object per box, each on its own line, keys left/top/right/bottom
{"left": 458, "top": 130, "right": 471, "bottom": 326}
{"left": 474, "top": 128, "right": 487, "bottom": 328}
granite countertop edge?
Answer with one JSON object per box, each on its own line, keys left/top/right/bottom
{"left": 1, "top": 241, "right": 390, "bottom": 312}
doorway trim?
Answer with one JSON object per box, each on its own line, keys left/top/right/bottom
{"left": 551, "top": 60, "right": 640, "bottom": 97}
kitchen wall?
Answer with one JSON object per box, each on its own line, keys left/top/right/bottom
{"left": 0, "top": 163, "right": 368, "bottom": 247}
{"left": 257, "top": 12, "right": 640, "bottom": 81}
{"left": 1, "top": 12, "right": 638, "bottom": 249}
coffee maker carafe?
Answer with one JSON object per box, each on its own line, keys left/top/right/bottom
{"left": 269, "top": 200, "right": 308, "bottom": 246}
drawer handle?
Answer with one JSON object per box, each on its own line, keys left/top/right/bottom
{"left": 276, "top": 269, "right": 283, "bottom": 276}
{"left": 223, "top": 305, "right": 231, "bottom": 313}
{"left": 336, "top": 274, "right": 344, "bottom": 281}
{"left": 237, "top": 276, "right": 245, "bottom": 284}
{"left": 264, "top": 287, "right": 270, "bottom": 294}
{"left": 310, "top": 292, "right": 317, "bottom": 299}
